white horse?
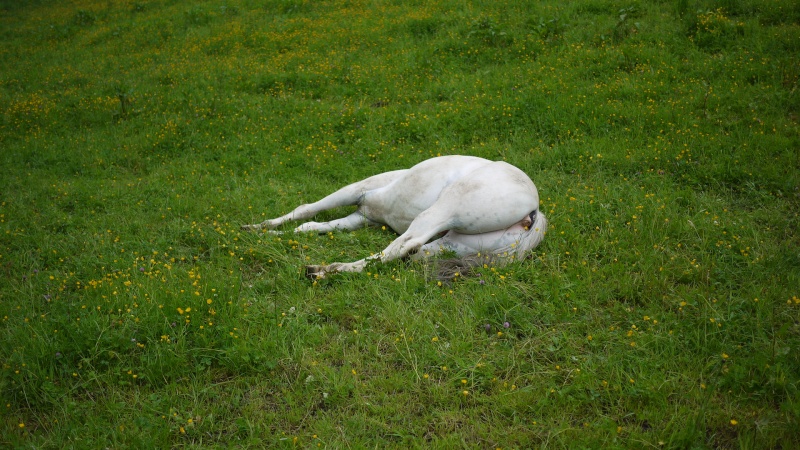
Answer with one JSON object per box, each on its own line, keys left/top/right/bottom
{"left": 243, "top": 155, "right": 547, "bottom": 279}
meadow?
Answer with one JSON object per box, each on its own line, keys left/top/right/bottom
{"left": 1, "top": 0, "right": 799, "bottom": 447}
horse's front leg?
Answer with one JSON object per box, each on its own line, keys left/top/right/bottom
{"left": 245, "top": 212, "right": 375, "bottom": 236}
{"left": 242, "top": 170, "right": 406, "bottom": 231}
{"left": 292, "top": 211, "right": 376, "bottom": 234}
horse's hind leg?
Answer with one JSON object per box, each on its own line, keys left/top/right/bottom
{"left": 305, "top": 208, "right": 450, "bottom": 279}
{"left": 412, "top": 233, "right": 470, "bottom": 260}
{"left": 242, "top": 170, "right": 405, "bottom": 231}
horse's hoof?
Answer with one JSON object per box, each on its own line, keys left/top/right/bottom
{"left": 305, "top": 265, "right": 326, "bottom": 280}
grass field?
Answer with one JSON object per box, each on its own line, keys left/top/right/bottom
{"left": 1, "top": 0, "right": 799, "bottom": 447}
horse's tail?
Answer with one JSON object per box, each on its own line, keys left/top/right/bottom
{"left": 512, "top": 209, "right": 548, "bottom": 258}
{"left": 434, "top": 209, "right": 547, "bottom": 282}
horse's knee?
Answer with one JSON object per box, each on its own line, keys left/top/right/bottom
{"left": 294, "top": 222, "right": 319, "bottom": 233}
{"left": 384, "top": 235, "right": 425, "bottom": 260}
{"left": 405, "top": 240, "right": 425, "bottom": 256}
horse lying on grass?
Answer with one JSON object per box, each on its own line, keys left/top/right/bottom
{"left": 242, "top": 155, "right": 547, "bottom": 279}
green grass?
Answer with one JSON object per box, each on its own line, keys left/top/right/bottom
{"left": 1, "top": 0, "right": 799, "bottom": 447}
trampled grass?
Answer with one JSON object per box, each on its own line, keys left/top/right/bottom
{"left": 1, "top": 0, "right": 798, "bottom": 447}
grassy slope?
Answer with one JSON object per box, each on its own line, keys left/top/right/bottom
{"left": 1, "top": 0, "right": 799, "bottom": 447}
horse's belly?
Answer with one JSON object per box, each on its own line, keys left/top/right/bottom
{"left": 442, "top": 223, "right": 528, "bottom": 254}
{"left": 360, "top": 188, "right": 437, "bottom": 233}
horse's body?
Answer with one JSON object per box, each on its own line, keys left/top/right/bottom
{"left": 243, "top": 155, "right": 547, "bottom": 278}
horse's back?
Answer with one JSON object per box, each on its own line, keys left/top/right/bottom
{"left": 434, "top": 160, "right": 539, "bottom": 234}
{"left": 361, "top": 156, "right": 492, "bottom": 232}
